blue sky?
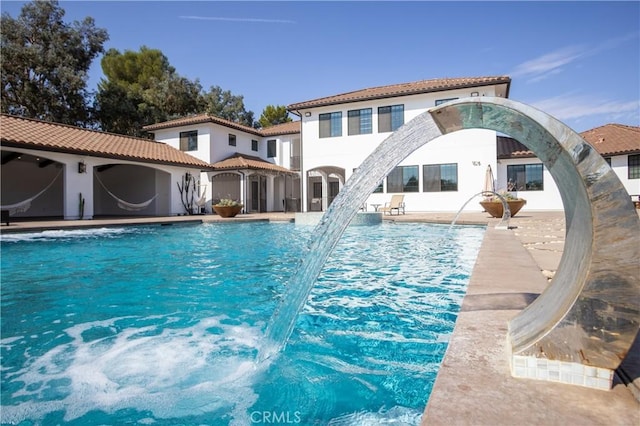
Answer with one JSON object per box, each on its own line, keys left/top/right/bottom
{"left": 2, "top": 1, "right": 639, "bottom": 132}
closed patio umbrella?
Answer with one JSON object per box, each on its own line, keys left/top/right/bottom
{"left": 483, "top": 165, "right": 495, "bottom": 196}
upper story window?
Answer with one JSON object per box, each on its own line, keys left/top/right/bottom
{"left": 347, "top": 108, "right": 372, "bottom": 135}
{"left": 319, "top": 112, "right": 342, "bottom": 138}
{"left": 423, "top": 163, "right": 458, "bottom": 192}
{"left": 228, "top": 134, "right": 236, "bottom": 146}
{"left": 179, "top": 130, "right": 198, "bottom": 151}
{"left": 387, "top": 165, "right": 419, "bottom": 193}
{"left": 435, "top": 98, "right": 458, "bottom": 106}
{"left": 267, "top": 139, "right": 277, "bottom": 158}
{"left": 604, "top": 157, "right": 611, "bottom": 166}
{"left": 378, "top": 105, "right": 404, "bottom": 133}
{"left": 507, "top": 164, "right": 544, "bottom": 191}
{"left": 251, "top": 140, "right": 258, "bottom": 152}
{"left": 629, "top": 154, "right": 640, "bottom": 179}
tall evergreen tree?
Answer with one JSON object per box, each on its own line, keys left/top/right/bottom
{"left": 201, "top": 85, "right": 256, "bottom": 128}
{"left": 95, "top": 46, "right": 205, "bottom": 136}
{"left": 258, "top": 105, "right": 292, "bottom": 128}
{"left": 0, "top": 0, "right": 108, "bottom": 126}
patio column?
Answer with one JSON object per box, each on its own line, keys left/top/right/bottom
{"left": 63, "top": 159, "right": 94, "bottom": 220}
{"left": 321, "top": 171, "right": 329, "bottom": 211}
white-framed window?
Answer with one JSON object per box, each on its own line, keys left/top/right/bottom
{"left": 347, "top": 108, "right": 372, "bottom": 135}
{"left": 179, "top": 130, "right": 198, "bottom": 151}
{"left": 319, "top": 112, "right": 342, "bottom": 138}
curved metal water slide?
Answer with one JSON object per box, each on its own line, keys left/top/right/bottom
{"left": 430, "top": 97, "right": 639, "bottom": 387}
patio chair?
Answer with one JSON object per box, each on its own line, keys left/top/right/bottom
{"left": 379, "top": 195, "right": 405, "bottom": 215}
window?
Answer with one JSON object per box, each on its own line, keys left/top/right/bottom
{"left": 378, "top": 105, "right": 404, "bottom": 133}
{"left": 267, "top": 139, "right": 277, "bottom": 158}
{"left": 179, "top": 130, "right": 198, "bottom": 151}
{"left": 604, "top": 157, "right": 611, "bottom": 166}
{"left": 507, "top": 164, "right": 544, "bottom": 190}
{"left": 228, "top": 134, "right": 236, "bottom": 146}
{"left": 251, "top": 140, "right": 258, "bottom": 152}
{"left": 313, "top": 182, "right": 322, "bottom": 198}
{"left": 387, "top": 165, "right": 419, "bottom": 192}
{"left": 423, "top": 163, "right": 458, "bottom": 192}
{"left": 435, "top": 98, "right": 458, "bottom": 106}
{"left": 629, "top": 154, "right": 640, "bottom": 179}
{"left": 319, "top": 112, "right": 342, "bottom": 138}
{"left": 347, "top": 108, "right": 372, "bottom": 135}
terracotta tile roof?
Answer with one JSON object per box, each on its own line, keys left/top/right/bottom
{"left": 0, "top": 114, "right": 214, "bottom": 170}
{"left": 210, "top": 153, "right": 296, "bottom": 174}
{"left": 580, "top": 124, "right": 640, "bottom": 156}
{"left": 498, "top": 124, "right": 640, "bottom": 158}
{"left": 143, "top": 113, "right": 263, "bottom": 136}
{"left": 287, "top": 76, "right": 512, "bottom": 110}
{"left": 260, "top": 120, "right": 301, "bottom": 136}
{"left": 497, "top": 136, "right": 535, "bottom": 159}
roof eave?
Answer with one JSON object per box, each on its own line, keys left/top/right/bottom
{"left": 1, "top": 140, "right": 215, "bottom": 171}
{"left": 288, "top": 79, "right": 512, "bottom": 110}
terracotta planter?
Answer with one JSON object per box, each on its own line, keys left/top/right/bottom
{"left": 213, "top": 205, "right": 243, "bottom": 218}
{"left": 479, "top": 199, "right": 527, "bottom": 218}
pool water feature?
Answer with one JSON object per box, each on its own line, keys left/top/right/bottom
{"left": 1, "top": 222, "right": 484, "bottom": 425}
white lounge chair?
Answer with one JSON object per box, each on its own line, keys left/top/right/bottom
{"left": 379, "top": 195, "right": 405, "bottom": 215}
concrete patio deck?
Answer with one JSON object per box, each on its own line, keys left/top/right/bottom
{"left": 1, "top": 210, "right": 638, "bottom": 425}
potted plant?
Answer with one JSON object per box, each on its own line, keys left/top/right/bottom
{"left": 479, "top": 190, "right": 527, "bottom": 218}
{"left": 213, "top": 198, "right": 243, "bottom": 218}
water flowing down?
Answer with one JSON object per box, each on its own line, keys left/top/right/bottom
{"left": 258, "top": 112, "right": 445, "bottom": 363}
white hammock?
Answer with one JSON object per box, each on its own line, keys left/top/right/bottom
{"left": 95, "top": 174, "right": 158, "bottom": 212}
{"left": 1, "top": 169, "right": 62, "bottom": 215}
{"left": 195, "top": 185, "right": 208, "bottom": 207}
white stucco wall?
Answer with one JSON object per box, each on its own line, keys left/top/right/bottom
{"left": 496, "top": 157, "right": 563, "bottom": 211}
{"left": 298, "top": 87, "right": 505, "bottom": 212}
{"left": 610, "top": 154, "right": 640, "bottom": 199}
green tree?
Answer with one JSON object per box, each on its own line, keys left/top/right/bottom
{"left": 201, "top": 85, "right": 256, "bottom": 128}
{"left": 0, "top": 0, "right": 108, "bottom": 126}
{"left": 258, "top": 105, "right": 292, "bottom": 128}
{"left": 95, "top": 46, "right": 204, "bottom": 136}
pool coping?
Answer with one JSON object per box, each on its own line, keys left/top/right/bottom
{"left": 1, "top": 211, "right": 638, "bottom": 424}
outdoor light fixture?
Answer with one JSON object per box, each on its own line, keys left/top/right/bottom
{"left": 305, "top": 112, "right": 311, "bottom": 117}
{"left": 471, "top": 91, "right": 480, "bottom": 97}
{"left": 78, "top": 161, "right": 86, "bottom": 174}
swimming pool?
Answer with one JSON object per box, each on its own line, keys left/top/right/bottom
{"left": 1, "top": 221, "right": 484, "bottom": 425}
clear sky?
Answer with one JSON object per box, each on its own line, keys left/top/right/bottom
{"left": 2, "top": 1, "right": 639, "bottom": 132}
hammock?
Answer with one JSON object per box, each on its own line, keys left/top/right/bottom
{"left": 195, "top": 185, "right": 208, "bottom": 207}
{"left": 1, "top": 169, "right": 62, "bottom": 215}
{"left": 95, "top": 173, "right": 158, "bottom": 211}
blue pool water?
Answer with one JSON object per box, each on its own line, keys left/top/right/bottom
{"left": 1, "top": 221, "right": 484, "bottom": 425}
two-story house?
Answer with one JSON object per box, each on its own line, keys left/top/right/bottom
{"left": 143, "top": 116, "right": 301, "bottom": 213}
{"left": 287, "top": 76, "right": 512, "bottom": 212}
